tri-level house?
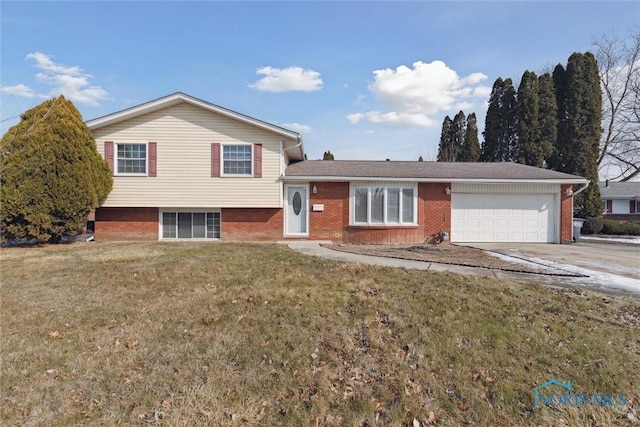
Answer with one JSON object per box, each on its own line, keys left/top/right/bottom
{"left": 88, "top": 92, "right": 588, "bottom": 244}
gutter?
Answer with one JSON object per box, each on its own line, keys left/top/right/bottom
{"left": 280, "top": 176, "right": 589, "bottom": 185}
{"left": 571, "top": 181, "right": 590, "bottom": 196}
{"left": 281, "top": 135, "right": 303, "bottom": 177}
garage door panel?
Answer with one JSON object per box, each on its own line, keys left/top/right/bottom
{"left": 451, "top": 193, "right": 555, "bottom": 243}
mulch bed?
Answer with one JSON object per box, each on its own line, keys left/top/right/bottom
{"left": 325, "top": 243, "right": 584, "bottom": 277}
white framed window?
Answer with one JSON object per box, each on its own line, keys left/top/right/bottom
{"left": 116, "top": 143, "right": 147, "bottom": 175}
{"left": 222, "top": 144, "right": 252, "bottom": 176}
{"left": 160, "top": 210, "right": 221, "bottom": 239}
{"left": 351, "top": 184, "right": 417, "bottom": 225}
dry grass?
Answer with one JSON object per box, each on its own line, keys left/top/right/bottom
{"left": 1, "top": 242, "right": 639, "bottom": 426}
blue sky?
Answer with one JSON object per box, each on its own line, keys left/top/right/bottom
{"left": 1, "top": 1, "right": 638, "bottom": 161}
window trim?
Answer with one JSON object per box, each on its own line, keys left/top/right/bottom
{"left": 115, "top": 142, "right": 148, "bottom": 176}
{"left": 221, "top": 143, "right": 253, "bottom": 177}
{"left": 349, "top": 183, "right": 418, "bottom": 226}
{"left": 158, "top": 209, "right": 221, "bottom": 240}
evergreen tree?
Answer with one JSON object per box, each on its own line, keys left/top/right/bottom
{"left": 437, "top": 116, "right": 454, "bottom": 161}
{"left": 322, "top": 150, "right": 335, "bottom": 160}
{"left": 481, "top": 78, "right": 517, "bottom": 161}
{"left": 460, "top": 113, "right": 480, "bottom": 161}
{"left": 0, "top": 96, "right": 112, "bottom": 242}
{"left": 502, "top": 78, "right": 518, "bottom": 161}
{"left": 551, "top": 63, "right": 569, "bottom": 170}
{"left": 561, "top": 52, "right": 603, "bottom": 218}
{"left": 537, "top": 73, "right": 558, "bottom": 168}
{"left": 451, "top": 111, "right": 466, "bottom": 160}
{"left": 515, "top": 70, "right": 543, "bottom": 166}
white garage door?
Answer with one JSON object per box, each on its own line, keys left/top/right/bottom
{"left": 451, "top": 193, "right": 556, "bottom": 242}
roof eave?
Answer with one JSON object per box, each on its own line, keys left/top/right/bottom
{"left": 85, "top": 92, "right": 300, "bottom": 141}
{"left": 281, "top": 176, "right": 589, "bottom": 184}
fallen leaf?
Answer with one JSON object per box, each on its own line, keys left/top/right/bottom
{"left": 428, "top": 411, "right": 437, "bottom": 423}
{"left": 472, "top": 372, "right": 481, "bottom": 381}
{"left": 458, "top": 402, "right": 469, "bottom": 411}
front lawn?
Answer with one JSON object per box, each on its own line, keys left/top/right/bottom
{"left": 1, "top": 242, "right": 638, "bottom": 426}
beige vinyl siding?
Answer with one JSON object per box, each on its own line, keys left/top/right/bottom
{"left": 94, "top": 103, "right": 292, "bottom": 208}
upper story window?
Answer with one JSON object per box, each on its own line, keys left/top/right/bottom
{"left": 117, "top": 143, "right": 147, "bottom": 175}
{"left": 352, "top": 185, "right": 416, "bottom": 225}
{"left": 223, "top": 145, "right": 252, "bottom": 176}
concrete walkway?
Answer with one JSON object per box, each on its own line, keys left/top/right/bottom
{"left": 285, "top": 241, "right": 640, "bottom": 298}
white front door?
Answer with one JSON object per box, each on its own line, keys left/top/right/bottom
{"left": 286, "top": 186, "right": 308, "bottom": 236}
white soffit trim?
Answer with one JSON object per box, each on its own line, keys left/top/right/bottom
{"left": 280, "top": 176, "right": 588, "bottom": 184}
{"left": 86, "top": 92, "right": 301, "bottom": 141}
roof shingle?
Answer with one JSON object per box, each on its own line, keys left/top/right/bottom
{"left": 285, "top": 160, "right": 586, "bottom": 181}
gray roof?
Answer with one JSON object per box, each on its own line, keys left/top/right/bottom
{"left": 284, "top": 160, "right": 586, "bottom": 182}
{"left": 598, "top": 181, "right": 640, "bottom": 199}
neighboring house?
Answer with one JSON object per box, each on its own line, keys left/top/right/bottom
{"left": 598, "top": 181, "right": 640, "bottom": 220}
{"left": 87, "top": 92, "right": 587, "bottom": 244}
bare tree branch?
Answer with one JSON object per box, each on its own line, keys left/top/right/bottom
{"left": 593, "top": 28, "right": 640, "bottom": 182}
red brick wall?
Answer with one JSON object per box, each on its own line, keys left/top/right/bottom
{"left": 560, "top": 184, "right": 573, "bottom": 243}
{"left": 308, "top": 182, "right": 349, "bottom": 241}
{"left": 222, "top": 208, "right": 283, "bottom": 241}
{"left": 419, "top": 183, "right": 451, "bottom": 244}
{"left": 302, "top": 181, "right": 452, "bottom": 244}
{"left": 95, "top": 207, "right": 158, "bottom": 241}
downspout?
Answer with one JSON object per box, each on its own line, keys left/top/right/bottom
{"left": 571, "top": 181, "right": 590, "bottom": 197}
{"left": 281, "top": 135, "right": 303, "bottom": 178}
{"left": 280, "top": 136, "right": 303, "bottom": 209}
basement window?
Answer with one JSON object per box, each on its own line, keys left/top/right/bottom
{"left": 161, "top": 211, "right": 220, "bottom": 239}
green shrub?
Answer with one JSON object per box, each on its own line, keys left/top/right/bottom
{"left": 0, "top": 96, "right": 112, "bottom": 243}
{"left": 601, "top": 220, "right": 640, "bottom": 236}
{"left": 581, "top": 216, "right": 603, "bottom": 235}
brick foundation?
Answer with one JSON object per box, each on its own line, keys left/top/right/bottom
{"left": 95, "top": 207, "right": 159, "bottom": 241}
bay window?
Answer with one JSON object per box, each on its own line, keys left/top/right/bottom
{"left": 351, "top": 185, "right": 416, "bottom": 225}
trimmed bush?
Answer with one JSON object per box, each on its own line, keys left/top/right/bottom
{"left": 581, "top": 216, "right": 603, "bottom": 235}
{"left": 601, "top": 220, "right": 640, "bottom": 236}
{"left": 1, "top": 96, "right": 112, "bottom": 243}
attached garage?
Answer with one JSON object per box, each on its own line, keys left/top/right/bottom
{"left": 451, "top": 183, "right": 560, "bottom": 243}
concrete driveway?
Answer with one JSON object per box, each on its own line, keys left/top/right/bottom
{"left": 462, "top": 242, "right": 640, "bottom": 296}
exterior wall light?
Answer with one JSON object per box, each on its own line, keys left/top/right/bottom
{"left": 312, "top": 185, "right": 318, "bottom": 194}
{"left": 445, "top": 186, "right": 451, "bottom": 195}
{"left": 566, "top": 188, "right": 574, "bottom": 196}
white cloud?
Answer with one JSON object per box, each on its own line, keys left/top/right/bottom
{"left": 347, "top": 111, "right": 435, "bottom": 127}
{"left": 249, "top": 66, "right": 323, "bottom": 92}
{"left": 14, "top": 52, "right": 110, "bottom": 106}
{"left": 347, "top": 60, "right": 490, "bottom": 128}
{"left": 0, "top": 84, "right": 35, "bottom": 98}
{"left": 281, "top": 122, "right": 312, "bottom": 134}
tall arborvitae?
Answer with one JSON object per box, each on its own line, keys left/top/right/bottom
{"left": 460, "top": 113, "right": 480, "bottom": 161}
{"left": 551, "top": 63, "right": 569, "bottom": 170}
{"left": 562, "top": 52, "right": 603, "bottom": 218}
{"left": 515, "top": 70, "right": 542, "bottom": 166}
{"left": 451, "top": 111, "right": 466, "bottom": 160}
{"left": 0, "top": 96, "right": 113, "bottom": 242}
{"left": 437, "top": 116, "right": 454, "bottom": 161}
{"left": 481, "top": 78, "right": 503, "bottom": 161}
{"left": 481, "top": 78, "right": 517, "bottom": 161}
{"left": 502, "top": 78, "right": 518, "bottom": 161}
{"left": 537, "top": 73, "right": 558, "bottom": 168}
